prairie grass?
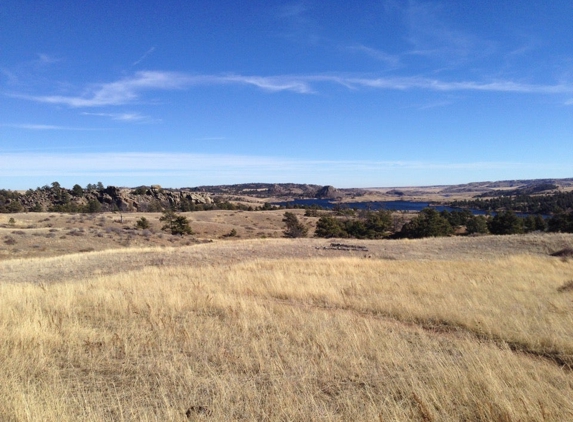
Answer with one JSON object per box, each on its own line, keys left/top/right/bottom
{"left": 1, "top": 254, "right": 573, "bottom": 421}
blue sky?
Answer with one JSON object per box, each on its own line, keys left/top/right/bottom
{"left": 1, "top": 0, "right": 572, "bottom": 189}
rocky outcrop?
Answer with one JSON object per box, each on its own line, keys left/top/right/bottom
{"left": 315, "top": 185, "right": 338, "bottom": 199}
{"left": 15, "top": 186, "right": 212, "bottom": 212}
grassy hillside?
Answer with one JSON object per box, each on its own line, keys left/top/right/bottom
{"left": 1, "top": 237, "right": 573, "bottom": 421}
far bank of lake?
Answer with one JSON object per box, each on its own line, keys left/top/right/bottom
{"left": 273, "top": 199, "right": 472, "bottom": 213}
{"left": 273, "top": 199, "right": 549, "bottom": 218}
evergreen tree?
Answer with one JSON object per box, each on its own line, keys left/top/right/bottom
{"left": 397, "top": 208, "right": 453, "bottom": 238}
{"left": 160, "top": 210, "right": 193, "bottom": 235}
{"left": 283, "top": 212, "right": 308, "bottom": 238}
{"left": 72, "top": 184, "right": 84, "bottom": 197}
{"left": 488, "top": 210, "right": 524, "bottom": 235}
{"left": 135, "top": 217, "right": 151, "bottom": 230}
{"left": 465, "top": 215, "right": 489, "bottom": 235}
{"left": 548, "top": 212, "right": 573, "bottom": 233}
{"left": 315, "top": 216, "right": 347, "bottom": 238}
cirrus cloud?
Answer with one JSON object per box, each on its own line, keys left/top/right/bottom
{"left": 9, "top": 70, "right": 573, "bottom": 109}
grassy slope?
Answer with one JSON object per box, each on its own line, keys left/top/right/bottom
{"left": 2, "top": 238, "right": 573, "bottom": 421}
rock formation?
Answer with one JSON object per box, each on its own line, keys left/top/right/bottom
{"left": 15, "top": 186, "right": 212, "bottom": 212}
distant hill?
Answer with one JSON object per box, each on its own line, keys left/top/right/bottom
{"left": 1, "top": 178, "right": 572, "bottom": 213}
{"left": 438, "top": 178, "right": 573, "bottom": 196}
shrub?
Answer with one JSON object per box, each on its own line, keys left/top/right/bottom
{"left": 466, "top": 215, "right": 489, "bottom": 235}
{"left": 488, "top": 210, "right": 524, "bottom": 235}
{"left": 283, "top": 212, "right": 308, "bottom": 238}
{"left": 160, "top": 210, "right": 193, "bottom": 236}
{"left": 396, "top": 208, "right": 453, "bottom": 239}
{"left": 223, "top": 228, "right": 238, "bottom": 238}
{"left": 548, "top": 212, "right": 573, "bottom": 233}
{"left": 72, "top": 184, "right": 84, "bottom": 197}
{"left": 524, "top": 214, "right": 547, "bottom": 233}
{"left": 315, "top": 210, "right": 392, "bottom": 239}
{"left": 83, "top": 200, "right": 102, "bottom": 214}
{"left": 135, "top": 217, "right": 151, "bottom": 230}
{"left": 4, "top": 236, "right": 16, "bottom": 245}
{"left": 315, "top": 216, "right": 347, "bottom": 238}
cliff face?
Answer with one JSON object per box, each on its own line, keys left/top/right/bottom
{"left": 15, "top": 186, "right": 212, "bottom": 212}
{"left": 315, "top": 185, "right": 338, "bottom": 199}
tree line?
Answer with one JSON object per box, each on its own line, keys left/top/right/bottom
{"left": 284, "top": 208, "right": 573, "bottom": 239}
{"left": 450, "top": 190, "right": 573, "bottom": 215}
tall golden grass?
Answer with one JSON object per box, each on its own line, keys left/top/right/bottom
{"left": 1, "top": 254, "right": 573, "bottom": 420}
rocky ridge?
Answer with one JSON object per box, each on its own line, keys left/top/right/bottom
{"left": 14, "top": 186, "right": 212, "bottom": 212}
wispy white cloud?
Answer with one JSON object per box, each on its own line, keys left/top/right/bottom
{"left": 343, "top": 76, "right": 573, "bottom": 94}
{"left": 0, "top": 123, "right": 103, "bottom": 131}
{"left": 132, "top": 47, "right": 156, "bottom": 66}
{"left": 219, "top": 74, "right": 313, "bottom": 93}
{"left": 345, "top": 45, "right": 400, "bottom": 68}
{"left": 81, "top": 111, "right": 158, "bottom": 122}
{"left": 399, "top": 0, "right": 495, "bottom": 66}
{"left": 275, "top": 2, "right": 321, "bottom": 45}
{"left": 10, "top": 71, "right": 573, "bottom": 109}
{"left": 36, "top": 53, "right": 60, "bottom": 65}
{"left": 14, "top": 71, "right": 191, "bottom": 107}
{"left": 0, "top": 67, "right": 19, "bottom": 84}
{"left": 13, "top": 71, "right": 314, "bottom": 107}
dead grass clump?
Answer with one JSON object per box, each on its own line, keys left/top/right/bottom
{"left": 557, "top": 280, "right": 573, "bottom": 293}
{"left": 4, "top": 236, "right": 17, "bottom": 245}
{"left": 551, "top": 247, "right": 573, "bottom": 257}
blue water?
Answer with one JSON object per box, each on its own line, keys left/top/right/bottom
{"left": 273, "top": 199, "right": 475, "bottom": 212}
{"left": 273, "top": 199, "right": 548, "bottom": 218}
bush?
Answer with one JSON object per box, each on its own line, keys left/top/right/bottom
{"left": 466, "top": 215, "right": 489, "bottom": 235}
{"left": 524, "top": 214, "right": 547, "bottom": 233}
{"left": 283, "top": 212, "right": 308, "bottom": 238}
{"left": 396, "top": 208, "right": 453, "bottom": 239}
{"left": 160, "top": 210, "right": 193, "bottom": 236}
{"left": 4, "top": 236, "right": 16, "bottom": 245}
{"left": 548, "top": 212, "right": 573, "bottom": 233}
{"left": 83, "top": 200, "right": 102, "bottom": 214}
{"left": 488, "top": 210, "right": 524, "bottom": 235}
{"left": 135, "top": 217, "right": 151, "bottom": 230}
{"left": 223, "top": 228, "right": 238, "bottom": 238}
{"left": 314, "top": 209, "right": 392, "bottom": 239}
{"left": 72, "top": 184, "right": 84, "bottom": 197}
{"left": 315, "top": 216, "right": 348, "bottom": 238}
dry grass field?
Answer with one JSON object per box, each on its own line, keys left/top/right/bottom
{"left": 1, "top": 211, "right": 573, "bottom": 421}
{"left": 0, "top": 211, "right": 300, "bottom": 261}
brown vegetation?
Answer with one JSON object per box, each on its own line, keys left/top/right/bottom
{"left": 1, "top": 211, "right": 573, "bottom": 421}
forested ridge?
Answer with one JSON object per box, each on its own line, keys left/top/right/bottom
{"left": 450, "top": 191, "right": 573, "bottom": 214}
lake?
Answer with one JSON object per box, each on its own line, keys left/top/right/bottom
{"left": 273, "top": 199, "right": 477, "bottom": 213}
{"left": 273, "top": 199, "right": 546, "bottom": 218}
